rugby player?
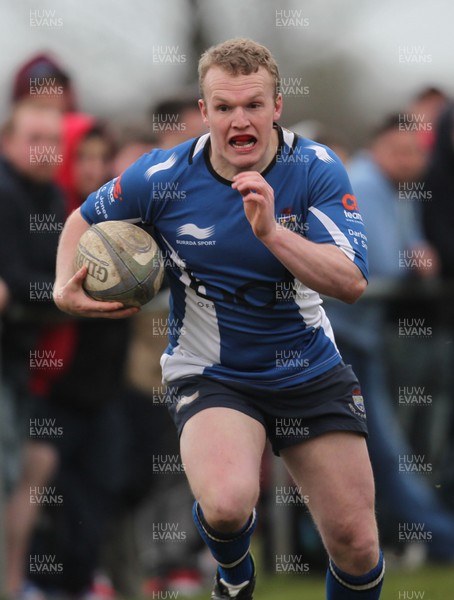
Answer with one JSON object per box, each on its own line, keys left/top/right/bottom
{"left": 54, "top": 38, "right": 384, "bottom": 600}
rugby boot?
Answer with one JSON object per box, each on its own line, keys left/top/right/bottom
{"left": 211, "top": 555, "right": 256, "bottom": 599}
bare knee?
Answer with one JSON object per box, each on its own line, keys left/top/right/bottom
{"left": 21, "top": 442, "right": 59, "bottom": 487}
{"left": 199, "top": 482, "right": 259, "bottom": 532}
{"left": 326, "top": 516, "right": 379, "bottom": 575}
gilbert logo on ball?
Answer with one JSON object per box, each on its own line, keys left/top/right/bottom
{"left": 75, "top": 221, "right": 164, "bottom": 307}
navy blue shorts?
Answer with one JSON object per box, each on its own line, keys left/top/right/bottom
{"left": 166, "top": 362, "right": 368, "bottom": 455}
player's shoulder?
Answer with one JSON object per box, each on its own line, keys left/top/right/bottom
{"left": 276, "top": 126, "right": 343, "bottom": 171}
{"left": 128, "top": 133, "right": 210, "bottom": 179}
{"left": 296, "top": 136, "right": 342, "bottom": 168}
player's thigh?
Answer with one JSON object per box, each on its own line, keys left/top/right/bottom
{"left": 281, "top": 432, "right": 377, "bottom": 540}
{"left": 180, "top": 407, "right": 266, "bottom": 516}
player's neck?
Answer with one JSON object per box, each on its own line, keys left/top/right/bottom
{"left": 210, "top": 129, "right": 279, "bottom": 181}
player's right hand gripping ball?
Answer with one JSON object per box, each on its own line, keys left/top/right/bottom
{"left": 75, "top": 221, "right": 164, "bottom": 307}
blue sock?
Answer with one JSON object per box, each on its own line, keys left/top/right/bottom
{"left": 192, "top": 501, "right": 256, "bottom": 585}
{"left": 326, "top": 551, "right": 385, "bottom": 599}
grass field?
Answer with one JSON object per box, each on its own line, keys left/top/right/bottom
{"left": 0, "top": 565, "right": 451, "bottom": 600}
{"left": 189, "top": 565, "right": 454, "bottom": 599}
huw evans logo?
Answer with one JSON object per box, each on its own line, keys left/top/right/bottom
{"left": 152, "top": 46, "right": 187, "bottom": 64}
{"left": 29, "top": 555, "right": 63, "bottom": 573}
{"left": 398, "top": 522, "right": 432, "bottom": 542}
{"left": 398, "top": 318, "right": 432, "bottom": 338}
{"left": 275, "top": 418, "right": 309, "bottom": 438}
{"left": 30, "top": 350, "right": 63, "bottom": 370}
{"left": 176, "top": 224, "right": 216, "bottom": 246}
{"left": 152, "top": 522, "right": 187, "bottom": 542}
{"left": 275, "top": 486, "right": 309, "bottom": 506}
{"left": 30, "top": 418, "right": 63, "bottom": 439}
{"left": 152, "top": 455, "right": 185, "bottom": 474}
{"left": 29, "top": 9, "right": 63, "bottom": 27}
{"left": 398, "top": 386, "right": 432, "bottom": 406}
{"left": 30, "top": 486, "right": 63, "bottom": 506}
{"left": 275, "top": 555, "right": 310, "bottom": 574}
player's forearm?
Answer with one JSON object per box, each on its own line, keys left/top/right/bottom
{"left": 54, "top": 208, "right": 90, "bottom": 290}
{"left": 262, "top": 226, "right": 367, "bottom": 303}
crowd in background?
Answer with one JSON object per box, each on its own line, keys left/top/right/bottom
{"left": 0, "top": 51, "right": 453, "bottom": 600}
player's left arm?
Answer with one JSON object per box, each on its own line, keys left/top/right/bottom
{"left": 232, "top": 168, "right": 367, "bottom": 304}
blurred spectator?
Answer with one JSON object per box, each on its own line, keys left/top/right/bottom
{"left": 406, "top": 86, "right": 449, "bottom": 151}
{"left": 0, "top": 278, "right": 10, "bottom": 314}
{"left": 291, "top": 120, "right": 351, "bottom": 165}
{"left": 56, "top": 113, "right": 116, "bottom": 212}
{"left": 325, "top": 114, "right": 454, "bottom": 563}
{"left": 4, "top": 113, "right": 130, "bottom": 599}
{"left": 423, "top": 101, "right": 454, "bottom": 279}
{"left": 11, "top": 53, "right": 76, "bottom": 113}
{"left": 313, "top": 129, "right": 351, "bottom": 165}
{"left": 112, "top": 123, "right": 158, "bottom": 174}
{"left": 422, "top": 101, "right": 454, "bottom": 510}
{"left": 0, "top": 102, "right": 65, "bottom": 479}
{"left": 349, "top": 114, "right": 438, "bottom": 278}
{"left": 151, "top": 96, "right": 207, "bottom": 149}
{"left": 0, "top": 102, "right": 66, "bottom": 596}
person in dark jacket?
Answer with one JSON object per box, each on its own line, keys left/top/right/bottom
{"left": 423, "top": 102, "right": 454, "bottom": 279}
{"left": 0, "top": 102, "right": 66, "bottom": 597}
{"left": 423, "top": 102, "right": 454, "bottom": 512}
{"left": 4, "top": 111, "right": 130, "bottom": 599}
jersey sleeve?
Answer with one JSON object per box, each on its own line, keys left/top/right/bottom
{"left": 304, "top": 146, "right": 369, "bottom": 281}
{"left": 80, "top": 149, "right": 171, "bottom": 225}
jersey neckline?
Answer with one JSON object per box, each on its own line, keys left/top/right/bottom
{"left": 201, "top": 123, "right": 286, "bottom": 186}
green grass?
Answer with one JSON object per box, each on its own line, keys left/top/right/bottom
{"left": 0, "top": 566, "right": 451, "bottom": 600}
{"left": 189, "top": 565, "right": 454, "bottom": 599}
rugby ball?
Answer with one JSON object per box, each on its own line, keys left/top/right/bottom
{"left": 75, "top": 221, "right": 164, "bottom": 307}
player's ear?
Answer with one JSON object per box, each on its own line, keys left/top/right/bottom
{"left": 273, "top": 93, "right": 283, "bottom": 121}
{"left": 198, "top": 99, "right": 209, "bottom": 127}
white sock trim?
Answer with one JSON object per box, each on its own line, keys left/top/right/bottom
{"left": 217, "top": 547, "right": 250, "bottom": 569}
{"left": 329, "top": 558, "right": 385, "bottom": 591}
{"left": 196, "top": 504, "right": 256, "bottom": 543}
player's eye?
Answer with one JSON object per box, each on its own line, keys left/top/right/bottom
{"left": 217, "top": 105, "right": 230, "bottom": 112}
{"left": 249, "top": 102, "right": 262, "bottom": 109}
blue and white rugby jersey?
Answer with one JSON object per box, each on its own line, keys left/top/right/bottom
{"left": 80, "top": 125, "right": 368, "bottom": 388}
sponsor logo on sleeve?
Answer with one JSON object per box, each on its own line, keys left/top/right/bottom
{"left": 108, "top": 175, "right": 123, "bottom": 204}
{"left": 342, "top": 194, "right": 363, "bottom": 223}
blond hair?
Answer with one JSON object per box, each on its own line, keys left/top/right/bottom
{"left": 198, "top": 38, "right": 280, "bottom": 99}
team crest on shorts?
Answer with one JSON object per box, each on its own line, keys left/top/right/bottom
{"left": 348, "top": 387, "right": 366, "bottom": 419}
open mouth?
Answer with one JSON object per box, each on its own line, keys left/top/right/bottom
{"left": 229, "top": 135, "right": 257, "bottom": 150}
